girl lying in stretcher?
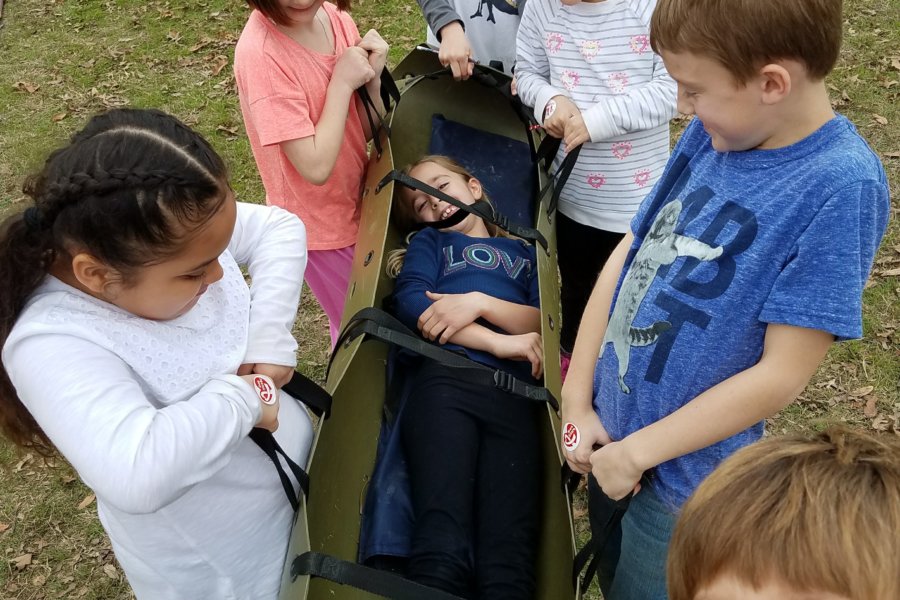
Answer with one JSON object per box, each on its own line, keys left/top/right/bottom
{"left": 384, "top": 155, "right": 543, "bottom": 599}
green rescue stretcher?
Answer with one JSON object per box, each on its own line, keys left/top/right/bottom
{"left": 276, "top": 47, "right": 583, "bottom": 600}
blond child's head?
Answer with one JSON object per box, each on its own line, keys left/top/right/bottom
{"left": 667, "top": 425, "right": 900, "bottom": 600}
{"left": 392, "top": 155, "right": 504, "bottom": 238}
{"left": 387, "top": 156, "right": 507, "bottom": 278}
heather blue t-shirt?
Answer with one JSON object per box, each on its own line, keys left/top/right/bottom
{"left": 394, "top": 227, "right": 540, "bottom": 381}
{"left": 593, "top": 115, "right": 890, "bottom": 508}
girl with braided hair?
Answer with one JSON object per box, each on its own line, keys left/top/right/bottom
{"left": 0, "top": 108, "right": 313, "bottom": 599}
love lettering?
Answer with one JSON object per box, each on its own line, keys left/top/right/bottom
{"left": 443, "top": 243, "right": 532, "bottom": 279}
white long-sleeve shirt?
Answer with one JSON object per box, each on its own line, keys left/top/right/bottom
{"left": 3, "top": 202, "right": 312, "bottom": 600}
{"left": 516, "top": 0, "right": 677, "bottom": 232}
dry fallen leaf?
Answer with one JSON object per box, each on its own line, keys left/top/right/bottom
{"left": 211, "top": 55, "right": 229, "bottom": 76}
{"left": 882, "top": 267, "right": 900, "bottom": 277}
{"left": 13, "top": 81, "right": 40, "bottom": 93}
{"left": 0, "top": 522, "right": 10, "bottom": 533}
{"left": 864, "top": 396, "right": 879, "bottom": 418}
{"left": 102, "top": 564, "right": 118, "bottom": 579}
{"left": 12, "top": 553, "right": 32, "bottom": 571}
{"left": 52, "top": 112, "right": 68, "bottom": 122}
{"left": 77, "top": 493, "right": 95, "bottom": 510}
{"left": 873, "top": 114, "right": 889, "bottom": 126}
{"left": 849, "top": 385, "right": 874, "bottom": 398}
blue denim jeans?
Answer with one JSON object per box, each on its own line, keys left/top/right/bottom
{"left": 588, "top": 475, "right": 677, "bottom": 600}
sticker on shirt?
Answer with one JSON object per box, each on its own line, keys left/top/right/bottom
{"left": 253, "top": 375, "right": 277, "bottom": 405}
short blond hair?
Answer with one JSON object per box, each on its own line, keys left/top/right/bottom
{"left": 667, "top": 426, "right": 900, "bottom": 600}
{"left": 650, "top": 0, "right": 843, "bottom": 85}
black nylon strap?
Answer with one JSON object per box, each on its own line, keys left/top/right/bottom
{"left": 291, "top": 551, "right": 465, "bottom": 600}
{"left": 249, "top": 428, "right": 310, "bottom": 512}
{"left": 568, "top": 470, "right": 632, "bottom": 592}
{"left": 376, "top": 170, "right": 549, "bottom": 251}
{"left": 357, "top": 68, "right": 401, "bottom": 158}
{"left": 282, "top": 370, "right": 332, "bottom": 419}
{"left": 330, "top": 308, "right": 558, "bottom": 411}
{"left": 536, "top": 135, "right": 583, "bottom": 216}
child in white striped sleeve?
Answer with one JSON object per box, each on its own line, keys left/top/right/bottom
{"left": 515, "top": 0, "right": 677, "bottom": 378}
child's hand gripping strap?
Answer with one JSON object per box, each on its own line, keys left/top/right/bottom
{"left": 356, "top": 67, "right": 402, "bottom": 158}
{"left": 375, "top": 170, "right": 549, "bottom": 251}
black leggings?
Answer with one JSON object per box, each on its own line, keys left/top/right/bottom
{"left": 400, "top": 360, "right": 542, "bottom": 599}
{"left": 557, "top": 212, "right": 625, "bottom": 352}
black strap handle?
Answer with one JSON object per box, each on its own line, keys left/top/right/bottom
{"left": 357, "top": 67, "right": 402, "bottom": 158}
{"left": 249, "top": 428, "right": 309, "bottom": 512}
{"left": 291, "top": 551, "right": 465, "bottom": 600}
{"left": 376, "top": 170, "right": 549, "bottom": 251}
{"left": 282, "top": 370, "right": 332, "bottom": 419}
{"left": 536, "top": 135, "right": 583, "bottom": 217}
{"left": 330, "top": 308, "right": 558, "bottom": 411}
{"left": 249, "top": 370, "right": 331, "bottom": 510}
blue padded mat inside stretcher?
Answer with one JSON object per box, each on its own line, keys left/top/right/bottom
{"left": 428, "top": 114, "right": 536, "bottom": 228}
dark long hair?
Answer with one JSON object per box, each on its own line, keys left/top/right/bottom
{"left": 0, "top": 108, "right": 228, "bottom": 451}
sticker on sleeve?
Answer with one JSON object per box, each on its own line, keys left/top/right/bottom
{"left": 253, "top": 375, "right": 276, "bottom": 405}
{"left": 563, "top": 422, "right": 580, "bottom": 452}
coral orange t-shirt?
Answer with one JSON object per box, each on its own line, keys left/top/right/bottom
{"left": 234, "top": 4, "right": 367, "bottom": 250}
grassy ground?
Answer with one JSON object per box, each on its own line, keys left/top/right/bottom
{"left": 0, "top": 0, "right": 897, "bottom": 598}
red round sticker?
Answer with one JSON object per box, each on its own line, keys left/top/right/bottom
{"left": 253, "top": 375, "right": 276, "bottom": 405}
{"left": 563, "top": 422, "right": 580, "bottom": 452}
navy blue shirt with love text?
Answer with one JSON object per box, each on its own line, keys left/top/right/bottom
{"left": 394, "top": 227, "right": 540, "bottom": 381}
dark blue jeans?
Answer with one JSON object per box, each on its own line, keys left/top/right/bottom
{"left": 400, "top": 360, "right": 542, "bottom": 599}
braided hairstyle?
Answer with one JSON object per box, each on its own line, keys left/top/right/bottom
{"left": 0, "top": 108, "right": 228, "bottom": 451}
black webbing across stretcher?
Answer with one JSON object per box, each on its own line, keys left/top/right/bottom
{"left": 249, "top": 370, "right": 333, "bottom": 511}
{"left": 376, "top": 170, "right": 550, "bottom": 252}
{"left": 331, "top": 307, "right": 558, "bottom": 411}
{"left": 291, "top": 551, "right": 466, "bottom": 600}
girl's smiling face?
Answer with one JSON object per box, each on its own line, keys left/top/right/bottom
{"left": 403, "top": 161, "right": 491, "bottom": 238}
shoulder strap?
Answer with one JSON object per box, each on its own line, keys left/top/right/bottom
{"left": 376, "top": 170, "right": 549, "bottom": 251}
{"left": 331, "top": 307, "right": 558, "bottom": 411}
{"left": 290, "top": 551, "right": 466, "bottom": 600}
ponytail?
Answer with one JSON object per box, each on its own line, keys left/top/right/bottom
{"left": 0, "top": 213, "right": 57, "bottom": 450}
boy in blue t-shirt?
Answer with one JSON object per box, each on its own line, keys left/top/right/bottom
{"left": 560, "top": 0, "right": 892, "bottom": 598}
